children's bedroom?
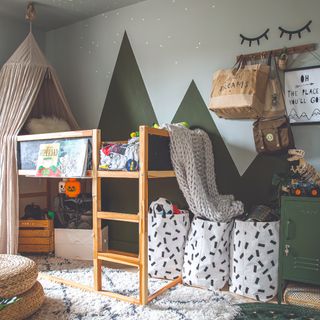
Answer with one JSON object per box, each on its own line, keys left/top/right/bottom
{"left": 1, "top": 0, "right": 320, "bottom": 319}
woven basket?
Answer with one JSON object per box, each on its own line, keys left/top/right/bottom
{"left": 0, "top": 254, "right": 38, "bottom": 298}
{"left": 0, "top": 281, "right": 44, "bottom": 320}
{"left": 284, "top": 283, "right": 320, "bottom": 310}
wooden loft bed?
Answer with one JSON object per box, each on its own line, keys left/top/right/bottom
{"left": 17, "top": 126, "right": 180, "bottom": 305}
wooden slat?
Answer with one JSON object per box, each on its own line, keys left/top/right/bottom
{"left": 19, "top": 220, "right": 52, "bottom": 228}
{"left": 139, "top": 125, "right": 149, "bottom": 305}
{"left": 98, "top": 171, "right": 139, "bottom": 178}
{"left": 18, "top": 244, "right": 51, "bottom": 253}
{"left": 97, "top": 211, "right": 139, "bottom": 223}
{"left": 148, "top": 171, "right": 175, "bottom": 178}
{"left": 92, "top": 129, "right": 102, "bottom": 291}
{"left": 17, "top": 130, "right": 94, "bottom": 141}
{"left": 98, "top": 250, "right": 139, "bottom": 267}
{"left": 237, "top": 43, "right": 317, "bottom": 61}
{"left": 19, "top": 237, "right": 51, "bottom": 245}
{"left": 18, "top": 170, "right": 36, "bottom": 176}
{"left": 148, "top": 276, "right": 182, "bottom": 302}
{"left": 18, "top": 170, "right": 92, "bottom": 178}
{"left": 38, "top": 273, "right": 140, "bottom": 304}
{"left": 146, "top": 126, "right": 169, "bottom": 137}
{"left": 19, "top": 230, "right": 51, "bottom": 237}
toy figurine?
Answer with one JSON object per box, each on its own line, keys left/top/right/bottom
{"left": 65, "top": 178, "right": 81, "bottom": 198}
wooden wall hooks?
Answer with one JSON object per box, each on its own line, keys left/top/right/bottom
{"left": 236, "top": 43, "right": 317, "bottom": 62}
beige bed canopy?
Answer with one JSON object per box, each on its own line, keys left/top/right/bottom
{"left": 0, "top": 4, "right": 79, "bottom": 253}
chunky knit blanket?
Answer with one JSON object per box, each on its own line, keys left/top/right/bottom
{"left": 166, "top": 124, "right": 244, "bottom": 222}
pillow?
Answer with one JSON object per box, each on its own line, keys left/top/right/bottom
{"left": 26, "top": 116, "right": 71, "bottom": 134}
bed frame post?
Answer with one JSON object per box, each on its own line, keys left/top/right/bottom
{"left": 139, "top": 125, "right": 149, "bottom": 305}
{"left": 92, "top": 129, "right": 102, "bottom": 291}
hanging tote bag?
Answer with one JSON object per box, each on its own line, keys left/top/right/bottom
{"left": 253, "top": 55, "right": 294, "bottom": 154}
{"left": 229, "top": 220, "right": 280, "bottom": 301}
{"left": 148, "top": 198, "right": 190, "bottom": 280}
{"left": 182, "top": 217, "right": 233, "bottom": 290}
{"left": 253, "top": 116, "right": 294, "bottom": 154}
{"left": 209, "top": 57, "right": 270, "bottom": 119}
{"left": 262, "top": 78, "right": 286, "bottom": 118}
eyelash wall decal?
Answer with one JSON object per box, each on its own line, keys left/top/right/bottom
{"left": 279, "top": 20, "right": 312, "bottom": 40}
{"left": 240, "top": 29, "right": 269, "bottom": 47}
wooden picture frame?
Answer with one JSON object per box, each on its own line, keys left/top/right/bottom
{"left": 284, "top": 65, "right": 320, "bottom": 124}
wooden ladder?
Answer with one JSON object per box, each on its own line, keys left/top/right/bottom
{"left": 92, "top": 126, "right": 181, "bottom": 305}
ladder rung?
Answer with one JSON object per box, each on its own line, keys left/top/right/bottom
{"left": 98, "top": 250, "right": 139, "bottom": 267}
{"left": 97, "top": 211, "right": 139, "bottom": 223}
{"left": 148, "top": 170, "right": 175, "bottom": 178}
{"left": 98, "top": 171, "right": 139, "bottom": 178}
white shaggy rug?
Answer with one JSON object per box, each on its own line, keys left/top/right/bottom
{"left": 29, "top": 256, "right": 241, "bottom": 320}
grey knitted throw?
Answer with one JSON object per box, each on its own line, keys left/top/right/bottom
{"left": 166, "top": 124, "right": 244, "bottom": 222}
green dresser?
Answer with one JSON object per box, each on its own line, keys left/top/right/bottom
{"left": 278, "top": 196, "right": 320, "bottom": 303}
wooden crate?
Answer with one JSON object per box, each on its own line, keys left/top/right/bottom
{"left": 18, "top": 219, "right": 54, "bottom": 253}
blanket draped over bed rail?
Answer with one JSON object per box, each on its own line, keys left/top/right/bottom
{"left": 166, "top": 124, "right": 243, "bottom": 222}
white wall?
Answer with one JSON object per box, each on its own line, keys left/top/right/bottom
{"left": 45, "top": 0, "right": 320, "bottom": 175}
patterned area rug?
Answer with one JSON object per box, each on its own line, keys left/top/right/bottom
{"left": 28, "top": 256, "right": 241, "bottom": 320}
{"left": 236, "top": 303, "right": 320, "bottom": 320}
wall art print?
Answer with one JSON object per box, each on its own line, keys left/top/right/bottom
{"left": 285, "top": 65, "right": 320, "bottom": 124}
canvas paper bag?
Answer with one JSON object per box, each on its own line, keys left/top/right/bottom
{"left": 209, "top": 63, "right": 270, "bottom": 119}
{"left": 183, "top": 217, "right": 233, "bottom": 290}
{"left": 148, "top": 198, "right": 190, "bottom": 280}
{"left": 229, "top": 220, "right": 280, "bottom": 301}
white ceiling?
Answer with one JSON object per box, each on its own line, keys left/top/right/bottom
{"left": 0, "top": 0, "right": 147, "bottom": 31}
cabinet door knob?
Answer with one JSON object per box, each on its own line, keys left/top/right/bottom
{"left": 284, "top": 244, "right": 290, "bottom": 256}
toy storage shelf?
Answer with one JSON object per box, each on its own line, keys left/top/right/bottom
{"left": 17, "top": 130, "right": 95, "bottom": 179}
{"left": 17, "top": 126, "right": 179, "bottom": 305}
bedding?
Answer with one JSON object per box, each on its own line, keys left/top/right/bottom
{"left": 99, "top": 137, "right": 139, "bottom": 171}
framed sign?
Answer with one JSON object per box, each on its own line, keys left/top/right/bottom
{"left": 285, "top": 65, "right": 320, "bottom": 124}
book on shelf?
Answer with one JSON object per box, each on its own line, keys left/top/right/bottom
{"left": 35, "top": 139, "right": 88, "bottom": 177}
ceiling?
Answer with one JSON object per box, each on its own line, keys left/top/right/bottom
{"left": 0, "top": 0, "right": 146, "bottom": 31}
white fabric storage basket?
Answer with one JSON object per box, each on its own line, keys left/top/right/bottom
{"left": 183, "top": 217, "right": 233, "bottom": 290}
{"left": 148, "top": 206, "right": 190, "bottom": 280}
{"left": 229, "top": 220, "right": 280, "bottom": 301}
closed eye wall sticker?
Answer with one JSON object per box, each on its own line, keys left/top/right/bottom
{"left": 279, "top": 20, "right": 312, "bottom": 40}
{"left": 240, "top": 29, "right": 269, "bottom": 47}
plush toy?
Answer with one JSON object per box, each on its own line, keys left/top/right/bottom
{"left": 65, "top": 178, "right": 81, "bottom": 198}
{"left": 130, "top": 131, "right": 140, "bottom": 138}
{"left": 152, "top": 197, "right": 173, "bottom": 218}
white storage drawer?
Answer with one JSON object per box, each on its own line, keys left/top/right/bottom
{"left": 55, "top": 227, "right": 108, "bottom": 260}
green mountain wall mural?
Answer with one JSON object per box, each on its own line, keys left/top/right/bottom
{"left": 98, "top": 32, "right": 289, "bottom": 252}
{"left": 98, "top": 32, "right": 185, "bottom": 253}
